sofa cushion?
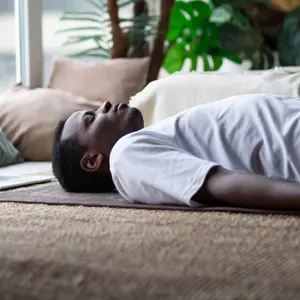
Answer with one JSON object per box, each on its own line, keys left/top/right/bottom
{"left": 0, "top": 87, "right": 100, "bottom": 161}
{"left": 130, "top": 69, "right": 300, "bottom": 126}
{"left": 49, "top": 57, "right": 150, "bottom": 104}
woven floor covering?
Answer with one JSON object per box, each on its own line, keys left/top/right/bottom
{"left": 1, "top": 200, "right": 300, "bottom": 299}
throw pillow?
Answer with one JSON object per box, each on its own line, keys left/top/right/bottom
{"left": 48, "top": 57, "right": 150, "bottom": 104}
{"left": 0, "top": 86, "right": 101, "bottom": 161}
{"left": 0, "top": 128, "right": 23, "bottom": 167}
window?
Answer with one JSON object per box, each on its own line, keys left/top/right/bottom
{"left": 42, "top": 0, "right": 134, "bottom": 85}
{"left": 10, "top": 0, "right": 157, "bottom": 89}
{"left": 0, "top": 1, "right": 17, "bottom": 93}
{"left": 43, "top": 0, "right": 88, "bottom": 85}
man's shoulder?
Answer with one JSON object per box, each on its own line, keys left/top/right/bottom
{"left": 110, "top": 127, "right": 174, "bottom": 169}
{"left": 110, "top": 130, "right": 149, "bottom": 167}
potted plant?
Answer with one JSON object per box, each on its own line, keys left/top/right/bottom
{"left": 56, "top": 0, "right": 175, "bottom": 83}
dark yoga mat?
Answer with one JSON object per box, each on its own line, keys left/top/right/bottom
{"left": 0, "top": 181, "right": 300, "bottom": 216}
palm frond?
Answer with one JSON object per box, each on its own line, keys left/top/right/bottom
{"left": 60, "top": 11, "right": 101, "bottom": 18}
{"left": 119, "top": 15, "right": 159, "bottom": 24}
{"left": 85, "top": 0, "right": 107, "bottom": 11}
{"left": 62, "top": 35, "right": 106, "bottom": 46}
{"left": 58, "top": 0, "right": 158, "bottom": 59}
{"left": 60, "top": 15, "right": 102, "bottom": 24}
{"left": 68, "top": 50, "right": 110, "bottom": 59}
{"left": 56, "top": 26, "right": 103, "bottom": 34}
{"left": 118, "top": 0, "right": 135, "bottom": 8}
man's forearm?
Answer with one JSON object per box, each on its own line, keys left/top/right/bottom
{"left": 205, "top": 167, "right": 300, "bottom": 210}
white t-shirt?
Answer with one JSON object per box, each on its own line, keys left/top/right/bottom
{"left": 110, "top": 94, "right": 300, "bottom": 207}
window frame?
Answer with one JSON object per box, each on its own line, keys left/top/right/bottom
{"left": 15, "top": 0, "right": 160, "bottom": 88}
{"left": 15, "top": 0, "right": 43, "bottom": 88}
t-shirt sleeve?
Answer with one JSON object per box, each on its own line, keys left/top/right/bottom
{"left": 110, "top": 135, "right": 218, "bottom": 207}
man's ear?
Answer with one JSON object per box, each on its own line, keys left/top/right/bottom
{"left": 80, "top": 151, "right": 104, "bottom": 172}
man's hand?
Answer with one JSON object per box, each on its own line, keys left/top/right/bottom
{"left": 199, "top": 167, "right": 300, "bottom": 210}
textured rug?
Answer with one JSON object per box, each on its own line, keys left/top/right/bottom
{"left": 1, "top": 181, "right": 300, "bottom": 216}
{"left": 1, "top": 203, "right": 300, "bottom": 299}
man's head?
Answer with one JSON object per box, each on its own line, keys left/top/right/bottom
{"left": 52, "top": 101, "right": 144, "bottom": 193}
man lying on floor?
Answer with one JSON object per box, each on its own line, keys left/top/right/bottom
{"left": 52, "top": 93, "right": 300, "bottom": 211}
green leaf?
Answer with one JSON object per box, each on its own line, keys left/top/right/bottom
{"left": 67, "top": 46, "right": 110, "bottom": 59}
{"left": 62, "top": 35, "right": 106, "bottom": 46}
{"left": 169, "top": 2, "right": 192, "bottom": 29}
{"left": 129, "top": 27, "right": 157, "bottom": 35}
{"left": 195, "top": 23, "right": 219, "bottom": 55}
{"left": 201, "top": 55, "right": 223, "bottom": 71}
{"left": 210, "top": 5, "right": 250, "bottom": 29}
{"left": 202, "top": 54, "right": 211, "bottom": 71}
{"left": 219, "top": 49, "right": 242, "bottom": 64}
{"left": 209, "top": 4, "right": 233, "bottom": 25}
{"left": 59, "top": 13, "right": 110, "bottom": 25}
{"left": 163, "top": 44, "right": 187, "bottom": 74}
{"left": 55, "top": 26, "right": 102, "bottom": 34}
{"left": 85, "top": 0, "right": 106, "bottom": 11}
{"left": 219, "top": 23, "right": 262, "bottom": 54}
{"left": 61, "top": 11, "right": 100, "bottom": 17}
{"left": 118, "top": 0, "right": 134, "bottom": 7}
{"left": 211, "top": 55, "right": 223, "bottom": 70}
{"left": 68, "top": 52, "right": 110, "bottom": 59}
{"left": 58, "top": 0, "right": 157, "bottom": 61}
{"left": 60, "top": 15, "right": 101, "bottom": 24}
{"left": 190, "top": 55, "right": 198, "bottom": 71}
{"left": 119, "top": 15, "right": 159, "bottom": 24}
{"left": 264, "top": 48, "right": 275, "bottom": 69}
{"left": 230, "top": 10, "right": 251, "bottom": 29}
{"left": 167, "top": 1, "right": 212, "bottom": 42}
{"left": 278, "top": 6, "right": 300, "bottom": 66}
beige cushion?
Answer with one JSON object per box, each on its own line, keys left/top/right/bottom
{"left": 130, "top": 69, "right": 300, "bottom": 127}
{"left": 49, "top": 57, "right": 150, "bottom": 104}
{"left": 0, "top": 87, "right": 101, "bottom": 161}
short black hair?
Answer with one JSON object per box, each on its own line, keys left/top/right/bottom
{"left": 52, "top": 119, "right": 115, "bottom": 193}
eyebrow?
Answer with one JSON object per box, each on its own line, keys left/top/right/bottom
{"left": 61, "top": 112, "right": 82, "bottom": 140}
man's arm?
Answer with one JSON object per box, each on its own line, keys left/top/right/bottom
{"left": 198, "top": 167, "right": 300, "bottom": 210}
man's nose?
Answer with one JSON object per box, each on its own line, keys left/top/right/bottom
{"left": 97, "top": 101, "right": 112, "bottom": 113}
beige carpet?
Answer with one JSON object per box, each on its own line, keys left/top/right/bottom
{"left": 1, "top": 203, "right": 300, "bottom": 299}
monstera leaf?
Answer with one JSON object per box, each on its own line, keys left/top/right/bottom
{"left": 278, "top": 6, "right": 300, "bottom": 66}
{"left": 164, "top": 1, "right": 226, "bottom": 73}
{"left": 163, "top": 0, "right": 254, "bottom": 74}
{"left": 163, "top": 0, "right": 276, "bottom": 73}
{"left": 164, "top": 1, "right": 214, "bottom": 72}
{"left": 166, "top": 1, "right": 212, "bottom": 42}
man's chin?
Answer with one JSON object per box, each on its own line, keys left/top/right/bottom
{"left": 130, "top": 107, "right": 144, "bottom": 130}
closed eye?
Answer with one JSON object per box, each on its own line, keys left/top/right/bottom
{"left": 83, "top": 111, "right": 95, "bottom": 127}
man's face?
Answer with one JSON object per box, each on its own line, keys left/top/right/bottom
{"left": 61, "top": 101, "right": 144, "bottom": 156}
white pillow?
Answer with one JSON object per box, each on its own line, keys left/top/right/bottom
{"left": 130, "top": 69, "right": 300, "bottom": 126}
